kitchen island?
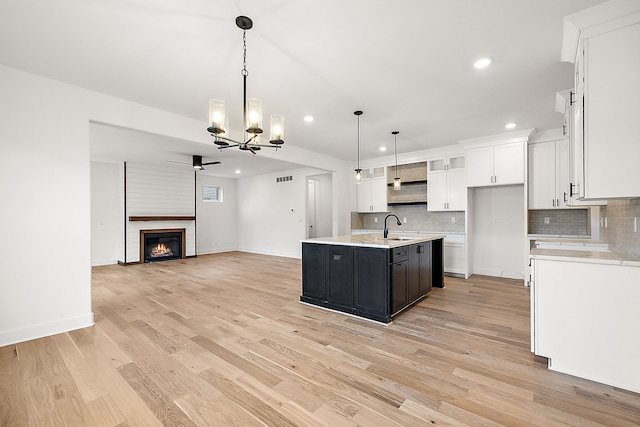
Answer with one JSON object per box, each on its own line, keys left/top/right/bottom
{"left": 300, "top": 233, "right": 444, "bottom": 323}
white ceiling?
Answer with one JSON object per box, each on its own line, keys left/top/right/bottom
{"left": 0, "top": 0, "right": 605, "bottom": 175}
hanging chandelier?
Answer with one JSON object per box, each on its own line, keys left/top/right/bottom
{"left": 354, "top": 110, "right": 363, "bottom": 184}
{"left": 206, "top": 16, "right": 284, "bottom": 155}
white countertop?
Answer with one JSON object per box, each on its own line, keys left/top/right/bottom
{"left": 302, "top": 233, "right": 445, "bottom": 248}
{"left": 530, "top": 248, "right": 640, "bottom": 267}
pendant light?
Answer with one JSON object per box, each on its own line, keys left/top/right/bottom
{"left": 206, "top": 16, "right": 284, "bottom": 155}
{"left": 354, "top": 110, "right": 363, "bottom": 184}
{"left": 392, "top": 131, "right": 401, "bottom": 190}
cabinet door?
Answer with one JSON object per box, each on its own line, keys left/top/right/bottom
{"left": 427, "top": 172, "right": 447, "bottom": 211}
{"left": 301, "top": 243, "right": 326, "bottom": 300}
{"left": 447, "top": 169, "right": 467, "bottom": 211}
{"left": 419, "top": 242, "right": 432, "bottom": 295}
{"left": 354, "top": 248, "right": 389, "bottom": 317}
{"left": 326, "top": 245, "right": 354, "bottom": 308}
{"left": 370, "top": 177, "right": 388, "bottom": 212}
{"left": 444, "top": 242, "right": 464, "bottom": 275}
{"left": 528, "top": 142, "right": 556, "bottom": 209}
{"left": 494, "top": 142, "right": 524, "bottom": 185}
{"left": 466, "top": 146, "right": 494, "bottom": 187}
{"left": 583, "top": 23, "right": 640, "bottom": 199}
{"left": 556, "top": 139, "right": 570, "bottom": 206}
{"left": 356, "top": 179, "right": 371, "bottom": 212}
{"left": 407, "top": 245, "right": 421, "bottom": 302}
{"left": 391, "top": 260, "right": 408, "bottom": 314}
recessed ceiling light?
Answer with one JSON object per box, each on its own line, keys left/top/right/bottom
{"left": 474, "top": 57, "right": 493, "bottom": 69}
{"left": 379, "top": 147, "right": 387, "bottom": 152}
{"left": 505, "top": 123, "right": 516, "bottom": 129}
{"left": 235, "top": 169, "right": 241, "bottom": 174}
{"left": 304, "top": 116, "right": 314, "bottom": 123}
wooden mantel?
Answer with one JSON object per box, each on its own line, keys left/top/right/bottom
{"left": 129, "top": 216, "right": 196, "bottom": 222}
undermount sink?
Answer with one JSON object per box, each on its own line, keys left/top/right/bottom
{"left": 376, "top": 236, "right": 416, "bottom": 241}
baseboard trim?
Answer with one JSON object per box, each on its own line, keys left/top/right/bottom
{"left": 0, "top": 312, "right": 95, "bottom": 347}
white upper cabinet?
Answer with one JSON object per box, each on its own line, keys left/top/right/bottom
{"left": 528, "top": 138, "right": 577, "bottom": 209}
{"left": 464, "top": 140, "right": 527, "bottom": 188}
{"left": 427, "top": 155, "right": 466, "bottom": 211}
{"left": 562, "top": 4, "right": 640, "bottom": 199}
{"left": 357, "top": 167, "right": 387, "bottom": 213}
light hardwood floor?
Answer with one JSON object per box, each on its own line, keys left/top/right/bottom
{"left": 1, "top": 252, "right": 639, "bottom": 426}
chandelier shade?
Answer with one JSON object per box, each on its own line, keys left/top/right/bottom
{"left": 206, "top": 16, "right": 284, "bottom": 155}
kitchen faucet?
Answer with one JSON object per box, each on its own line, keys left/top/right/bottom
{"left": 383, "top": 214, "right": 402, "bottom": 238}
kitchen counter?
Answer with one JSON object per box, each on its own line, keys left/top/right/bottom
{"left": 530, "top": 248, "right": 640, "bottom": 267}
{"left": 302, "top": 233, "right": 445, "bottom": 249}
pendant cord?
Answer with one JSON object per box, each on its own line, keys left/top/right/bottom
{"left": 242, "top": 29, "right": 248, "bottom": 143}
{"left": 357, "top": 115, "right": 360, "bottom": 170}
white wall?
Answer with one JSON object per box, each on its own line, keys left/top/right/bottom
{"left": 0, "top": 65, "right": 94, "bottom": 346}
{"left": 471, "top": 185, "right": 526, "bottom": 280}
{"left": 238, "top": 167, "right": 330, "bottom": 258}
{"left": 91, "top": 162, "right": 120, "bottom": 266}
{"left": 196, "top": 174, "right": 238, "bottom": 254}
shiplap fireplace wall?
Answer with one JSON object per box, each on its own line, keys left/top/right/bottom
{"left": 118, "top": 163, "right": 196, "bottom": 263}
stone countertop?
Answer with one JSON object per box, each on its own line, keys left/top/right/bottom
{"left": 530, "top": 248, "right": 640, "bottom": 267}
{"left": 302, "top": 233, "right": 445, "bottom": 249}
{"left": 533, "top": 238, "right": 608, "bottom": 246}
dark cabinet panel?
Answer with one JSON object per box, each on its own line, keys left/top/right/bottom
{"left": 419, "top": 242, "right": 433, "bottom": 295}
{"left": 391, "top": 259, "right": 409, "bottom": 314}
{"left": 302, "top": 243, "right": 326, "bottom": 300}
{"left": 408, "top": 245, "right": 421, "bottom": 302}
{"left": 326, "top": 245, "right": 354, "bottom": 308}
{"left": 354, "top": 247, "right": 389, "bottom": 318}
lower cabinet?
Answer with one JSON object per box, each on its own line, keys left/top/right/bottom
{"left": 301, "top": 240, "right": 440, "bottom": 323}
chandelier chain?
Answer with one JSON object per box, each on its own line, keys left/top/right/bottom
{"left": 242, "top": 30, "right": 248, "bottom": 77}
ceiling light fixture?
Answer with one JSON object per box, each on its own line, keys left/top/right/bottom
{"left": 392, "top": 131, "right": 401, "bottom": 191}
{"left": 304, "top": 116, "right": 314, "bottom": 123}
{"left": 206, "top": 16, "right": 284, "bottom": 155}
{"left": 354, "top": 110, "right": 363, "bottom": 184}
{"left": 474, "top": 57, "right": 493, "bottom": 69}
{"left": 505, "top": 122, "right": 517, "bottom": 129}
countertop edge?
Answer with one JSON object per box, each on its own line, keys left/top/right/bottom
{"left": 530, "top": 248, "right": 640, "bottom": 267}
{"left": 302, "top": 233, "right": 445, "bottom": 248}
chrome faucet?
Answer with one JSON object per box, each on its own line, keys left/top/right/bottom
{"left": 383, "top": 214, "right": 402, "bottom": 238}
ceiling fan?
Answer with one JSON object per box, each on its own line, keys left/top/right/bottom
{"left": 166, "top": 155, "right": 221, "bottom": 170}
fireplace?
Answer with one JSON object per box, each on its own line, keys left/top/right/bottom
{"left": 140, "top": 229, "right": 186, "bottom": 263}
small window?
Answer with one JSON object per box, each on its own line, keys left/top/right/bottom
{"left": 203, "top": 185, "right": 222, "bottom": 202}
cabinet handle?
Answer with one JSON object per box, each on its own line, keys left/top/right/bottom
{"left": 552, "top": 199, "right": 555, "bottom": 207}
{"left": 564, "top": 192, "right": 568, "bottom": 203}
{"left": 570, "top": 90, "right": 575, "bottom": 105}
{"left": 556, "top": 198, "right": 560, "bottom": 206}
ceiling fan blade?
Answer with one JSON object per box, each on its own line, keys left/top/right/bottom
{"left": 202, "top": 161, "right": 221, "bottom": 166}
{"left": 165, "top": 160, "right": 191, "bottom": 165}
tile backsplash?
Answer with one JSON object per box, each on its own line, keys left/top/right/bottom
{"left": 352, "top": 205, "right": 465, "bottom": 233}
{"left": 600, "top": 198, "right": 640, "bottom": 258}
{"left": 528, "top": 209, "right": 589, "bottom": 236}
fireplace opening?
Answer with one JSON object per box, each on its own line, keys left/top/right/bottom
{"left": 140, "top": 229, "right": 185, "bottom": 263}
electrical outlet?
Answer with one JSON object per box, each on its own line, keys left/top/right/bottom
{"left": 600, "top": 217, "right": 604, "bottom": 227}
{"left": 403, "top": 218, "right": 407, "bottom": 223}
{"left": 605, "top": 217, "right": 608, "bottom": 228}
{"left": 374, "top": 217, "right": 378, "bottom": 223}
{"left": 634, "top": 217, "right": 637, "bottom": 233}
{"left": 544, "top": 217, "right": 550, "bottom": 224}
{"left": 451, "top": 216, "right": 455, "bottom": 223}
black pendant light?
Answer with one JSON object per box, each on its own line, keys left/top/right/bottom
{"left": 354, "top": 110, "right": 363, "bottom": 184}
{"left": 392, "top": 131, "right": 401, "bottom": 190}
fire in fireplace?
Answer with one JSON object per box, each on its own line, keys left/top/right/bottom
{"left": 140, "top": 229, "right": 185, "bottom": 263}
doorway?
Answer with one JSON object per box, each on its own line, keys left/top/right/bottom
{"left": 306, "top": 173, "right": 332, "bottom": 239}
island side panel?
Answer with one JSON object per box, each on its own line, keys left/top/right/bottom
{"left": 432, "top": 238, "right": 445, "bottom": 288}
